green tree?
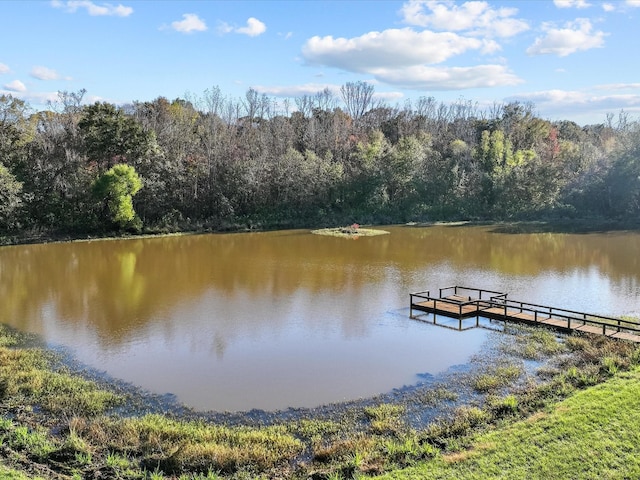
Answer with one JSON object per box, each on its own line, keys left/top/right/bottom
{"left": 92, "top": 164, "right": 143, "bottom": 230}
{"left": 0, "top": 162, "right": 22, "bottom": 230}
{"left": 79, "top": 102, "right": 158, "bottom": 172}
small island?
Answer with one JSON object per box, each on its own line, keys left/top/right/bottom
{"left": 311, "top": 223, "right": 390, "bottom": 238}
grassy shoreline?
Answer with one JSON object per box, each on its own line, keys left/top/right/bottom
{"left": 2, "top": 216, "right": 640, "bottom": 247}
{"left": 1, "top": 320, "right": 639, "bottom": 479}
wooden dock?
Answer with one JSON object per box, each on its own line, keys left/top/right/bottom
{"left": 410, "top": 286, "right": 640, "bottom": 343}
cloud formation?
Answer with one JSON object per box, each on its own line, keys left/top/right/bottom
{"left": 302, "top": 26, "right": 519, "bottom": 91}
{"left": 553, "top": 0, "right": 591, "bottom": 8}
{"left": 303, "top": 29, "right": 499, "bottom": 71}
{"left": 253, "top": 83, "right": 340, "bottom": 97}
{"left": 171, "top": 13, "right": 207, "bottom": 33}
{"left": 506, "top": 88, "right": 640, "bottom": 119}
{"left": 236, "top": 17, "right": 266, "bottom": 37}
{"left": 370, "top": 64, "right": 522, "bottom": 90}
{"left": 51, "top": 0, "right": 133, "bottom": 17}
{"left": 527, "top": 19, "right": 606, "bottom": 56}
{"left": 401, "top": 0, "right": 529, "bottom": 37}
{"left": 218, "top": 17, "right": 266, "bottom": 37}
{"left": 3, "top": 80, "right": 27, "bottom": 92}
{"left": 30, "top": 66, "right": 63, "bottom": 81}
{"left": 0, "top": 63, "right": 10, "bottom": 74}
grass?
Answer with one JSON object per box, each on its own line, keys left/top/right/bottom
{"left": 70, "top": 414, "right": 304, "bottom": 475}
{"left": 0, "top": 344, "right": 121, "bottom": 417}
{"left": 377, "top": 366, "right": 640, "bottom": 480}
{"left": 472, "top": 363, "right": 523, "bottom": 392}
{"left": 311, "top": 227, "right": 390, "bottom": 238}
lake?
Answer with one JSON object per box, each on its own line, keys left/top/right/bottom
{"left": 1, "top": 224, "right": 639, "bottom": 411}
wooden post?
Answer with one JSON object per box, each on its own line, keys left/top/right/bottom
{"left": 409, "top": 295, "right": 413, "bottom": 319}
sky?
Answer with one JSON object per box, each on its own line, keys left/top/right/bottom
{"left": 1, "top": 0, "right": 639, "bottom": 125}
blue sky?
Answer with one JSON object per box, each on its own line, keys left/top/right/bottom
{"left": 1, "top": 0, "right": 639, "bottom": 125}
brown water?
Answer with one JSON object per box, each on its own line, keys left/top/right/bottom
{"left": 1, "top": 225, "right": 639, "bottom": 411}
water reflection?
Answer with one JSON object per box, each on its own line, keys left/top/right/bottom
{"left": 0, "top": 225, "right": 639, "bottom": 410}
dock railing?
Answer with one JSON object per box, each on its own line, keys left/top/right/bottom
{"left": 410, "top": 286, "right": 640, "bottom": 338}
{"left": 491, "top": 297, "right": 640, "bottom": 335}
{"left": 410, "top": 286, "right": 501, "bottom": 318}
{"left": 438, "top": 285, "right": 507, "bottom": 303}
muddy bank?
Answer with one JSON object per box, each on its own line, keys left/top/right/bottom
{"left": 50, "top": 321, "right": 556, "bottom": 429}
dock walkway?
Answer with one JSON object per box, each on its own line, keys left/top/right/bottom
{"left": 410, "top": 286, "right": 640, "bottom": 343}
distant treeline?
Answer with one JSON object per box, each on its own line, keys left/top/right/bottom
{"left": 0, "top": 82, "right": 639, "bottom": 236}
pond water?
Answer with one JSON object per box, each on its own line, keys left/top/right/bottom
{"left": 1, "top": 225, "right": 639, "bottom": 411}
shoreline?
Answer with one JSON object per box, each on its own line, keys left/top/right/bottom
{"left": 2, "top": 317, "right": 640, "bottom": 478}
{"left": 2, "top": 217, "right": 640, "bottom": 247}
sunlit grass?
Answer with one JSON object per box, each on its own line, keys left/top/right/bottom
{"left": 311, "top": 227, "right": 390, "bottom": 238}
{"left": 72, "top": 414, "right": 304, "bottom": 475}
{"left": 377, "top": 367, "right": 640, "bottom": 480}
{"left": 0, "top": 346, "right": 120, "bottom": 417}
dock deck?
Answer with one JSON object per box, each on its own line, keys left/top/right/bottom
{"left": 410, "top": 286, "right": 640, "bottom": 343}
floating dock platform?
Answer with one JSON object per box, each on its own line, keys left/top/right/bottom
{"left": 410, "top": 286, "right": 640, "bottom": 343}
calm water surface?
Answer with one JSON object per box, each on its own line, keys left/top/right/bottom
{"left": 1, "top": 225, "right": 639, "bottom": 411}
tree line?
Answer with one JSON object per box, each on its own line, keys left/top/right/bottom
{"left": 0, "top": 82, "right": 639, "bottom": 236}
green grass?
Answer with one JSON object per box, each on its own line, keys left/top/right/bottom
{"left": 472, "top": 364, "right": 523, "bottom": 392}
{"left": 72, "top": 414, "right": 304, "bottom": 475}
{"left": 377, "top": 367, "right": 640, "bottom": 480}
{"left": 0, "top": 346, "right": 121, "bottom": 417}
{"left": 0, "top": 464, "right": 45, "bottom": 480}
{"left": 311, "top": 227, "right": 390, "bottom": 238}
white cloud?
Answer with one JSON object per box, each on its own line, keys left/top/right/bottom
{"left": 216, "top": 21, "right": 234, "bottom": 35}
{"left": 51, "top": 0, "right": 133, "bottom": 17}
{"left": 236, "top": 17, "right": 266, "bottom": 37}
{"left": 373, "top": 91, "right": 405, "bottom": 102}
{"left": 505, "top": 88, "right": 640, "bottom": 121}
{"left": 594, "top": 83, "right": 640, "bottom": 90}
{"left": 30, "top": 66, "right": 63, "bottom": 81}
{"left": 602, "top": 3, "right": 615, "bottom": 11}
{"left": 219, "top": 17, "right": 266, "bottom": 37}
{"left": 526, "top": 19, "right": 606, "bottom": 57}
{"left": 3, "top": 80, "right": 27, "bottom": 92}
{"left": 301, "top": 25, "right": 521, "bottom": 91}
{"left": 400, "top": 0, "right": 529, "bottom": 38}
{"left": 627, "top": 0, "right": 640, "bottom": 7}
{"left": 253, "top": 83, "right": 339, "bottom": 97}
{"left": 0, "top": 63, "right": 10, "bottom": 74}
{"left": 369, "top": 64, "right": 522, "bottom": 90}
{"left": 303, "top": 28, "right": 495, "bottom": 71}
{"left": 253, "top": 83, "right": 404, "bottom": 103}
{"left": 171, "top": 13, "right": 207, "bottom": 33}
{"left": 553, "top": 0, "right": 591, "bottom": 8}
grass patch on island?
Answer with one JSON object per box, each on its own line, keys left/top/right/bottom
{"left": 311, "top": 224, "right": 390, "bottom": 238}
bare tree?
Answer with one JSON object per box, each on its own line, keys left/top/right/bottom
{"left": 340, "top": 81, "right": 375, "bottom": 122}
{"left": 314, "top": 87, "right": 337, "bottom": 112}
{"left": 294, "top": 94, "right": 315, "bottom": 118}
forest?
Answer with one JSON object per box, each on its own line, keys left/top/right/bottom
{"left": 0, "top": 81, "right": 639, "bottom": 237}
